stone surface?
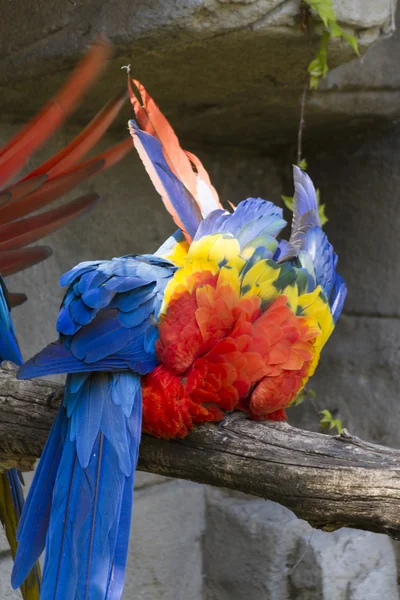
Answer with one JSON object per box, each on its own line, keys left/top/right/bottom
{"left": 124, "top": 479, "right": 205, "bottom": 600}
{"left": 0, "top": 530, "right": 20, "bottom": 600}
{"left": 303, "top": 2, "right": 400, "bottom": 146}
{"left": 0, "top": 553, "right": 20, "bottom": 600}
{"left": 289, "top": 526, "right": 398, "bottom": 599}
{"left": 301, "top": 123, "right": 400, "bottom": 319}
{"left": 0, "top": 0, "right": 397, "bottom": 149}
{"left": 203, "top": 488, "right": 399, "bottom": 600}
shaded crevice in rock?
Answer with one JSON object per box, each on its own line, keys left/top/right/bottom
{"left": 0, "top": 0, "right": 397, "bottom": 148}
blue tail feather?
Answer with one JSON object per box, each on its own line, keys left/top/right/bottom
{"left": 13, "top": 371, "right": 142, "bottom": 600}
{"left": 106, "top": 394, "right": 142, "bottom": 599}
{"left": 12, "top": 407, "right": 67, "bottom": 589}
{"left": 105, "top": 476, "right": 134, "bottom": 600}
{"left": 75, "top": 373, "right": 106, "bottom": 467}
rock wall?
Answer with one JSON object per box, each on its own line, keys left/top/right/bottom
{"left": 0, "top": 0, "right": 397, "bottom": 148}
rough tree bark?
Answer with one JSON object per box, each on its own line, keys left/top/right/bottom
{"left": 1, "top": 362, "right": 400, "bottom": 539}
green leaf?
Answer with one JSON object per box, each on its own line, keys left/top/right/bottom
{"left": 304, "top": 0, "right": 359, "bottom": 89}
{"left": 319, "top": 409, "right": 343, "bottom": 434}
{"left": 309, "top": 74, "right": 320, "bottom": 90}
{"left": 298, "top": 158, "right": 308, "bottom": 171}
{"left": 292, "top": 386, "right": 316, "bottom": 407}
{"left": 318, "top": 203, "right": 328, "bottom": 226}
{"left": 305, "top": 0, "right": 335, "bottom": 27}
{"left": 329, "top": 21, "right": 343, "bottom": 38}
{"left": 294, "top": 392, "right": 306, "bottom": 406}
{"left": 320, "top": 408, "right": 332, "bottom": 424}
{"left": 342, "top": 32, "right": 360, "bottom": 56}
{"left": 334, "top": 419, "right": 343, "bottom": 434}
{"left": 281, "top": 194, "right": 294, "bottom": 212}
{"left": 307, "top": 31, "right": 330, "bottom": 88}
{"left": 314, "top": 189, "right": 328, "bottom": 226}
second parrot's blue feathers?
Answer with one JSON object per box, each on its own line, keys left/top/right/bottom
{"left": 0, "top": 276, "right": 23, "bottom": 366}
{"left": 0, "top": 275, "right": 43, "bottom": 598}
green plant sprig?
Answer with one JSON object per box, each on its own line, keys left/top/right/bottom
{"left": 320, "top": 409, "right": 343, "bottom": 434}
{"left": 304, "top": 0, "right": 359, "bottom": 89}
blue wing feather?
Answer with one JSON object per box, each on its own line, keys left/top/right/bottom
{"left": 0, "top": 275, "right": 44, "bottom": 598}
{"left": 59, "top": 261, "right": 102, "bottom": 287}
{"left": 301, "top": 226, "right": 337, "bottom": 298}
{"left": 69, "top": 298, "right": 96, "bottom": 326}
{"left": 82, "top": 286, "right": 116, "bottom": 309}
{"left": 13, "top": 255, "right": 172, "bottom": 599}
{"left": 194, "top": 198, "right": 286, "bottom": 249}
{"left": 278, "top": 167, "right": 347, "bottom": 320}
{"left": 330, "top": 274, "right": 347, "bottom": 323}
{"left": 289, "top": 166, "right": 320, "bottom": 252}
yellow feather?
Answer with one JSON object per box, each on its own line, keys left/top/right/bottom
{"left": 0, "top": 472, "right": 41, "bottom": 600}
{"left": 164, "top": 234, "right": 244, "bottom": 306}
{"left": 242, "top": 261, "right": 283, "bottom": 307}
{"left": 163, "top": 239, "right": 189, "bottom": 267}
{"left": 0, "top": 473, "right": 18, "bottom": 556}
{"left": 217, "top": 265, "right": 241, "bottom": 296}
{"left": 297, "top": 287, "right": 334, "bottom": 376}
{"left": 241, "top": 260, "right": 273, "bottom": 290}
{"left": 281, "top": 283, "right": 298, "bottom": 313}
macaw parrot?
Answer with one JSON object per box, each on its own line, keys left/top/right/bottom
{"left": 0, "top": 38, "right": 131, "bottom": 599}
{"left": 11, "top": 79, "right": 346, "bottom": 599}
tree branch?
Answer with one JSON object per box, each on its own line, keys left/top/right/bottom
{"left": 1, "top": 362, "right": 400, "bottom": 539}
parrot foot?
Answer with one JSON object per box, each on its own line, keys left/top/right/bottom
{"left": 47, "top": 387, "right": 64, "bottom": 409}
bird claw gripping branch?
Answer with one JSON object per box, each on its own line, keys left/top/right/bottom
{"left": 11, "top": 77, "right": 346, "bottom": 599}
{"left": 0, "top": 37, "right": 131, "bottom": 600}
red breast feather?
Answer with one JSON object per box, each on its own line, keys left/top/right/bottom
{"left": 141, "top": 269, "right": 319, "bottom": 439}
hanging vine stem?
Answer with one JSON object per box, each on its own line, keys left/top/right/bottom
{"left": 296, "top": 0, "right": 360, "bottom": 165}
{"left": 297, "top": 78, "right": 308, "bottom": 167}
{"left": 296, "top": 1, "right": 313, "bottom": 167}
